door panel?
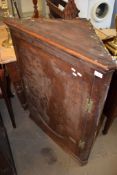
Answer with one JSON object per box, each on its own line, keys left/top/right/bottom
{"left": 17, "top": 40, "right": 93, "bottom": 141}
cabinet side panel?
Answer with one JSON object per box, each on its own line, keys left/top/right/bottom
{"left": 78, "top": 71, "right": 113, "bottom": 162}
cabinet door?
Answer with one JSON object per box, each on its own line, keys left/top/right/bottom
{"left": 17, "top": 39, "right": 94, "bottom": 149}
{"left": 14, "top": 36, "right": 113, "bottom": 165}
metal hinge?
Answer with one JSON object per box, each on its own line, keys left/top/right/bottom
{"left": 86, "top": 98, "right": 93, "bottom": 113}
{"left": 78, "top": 140, "right": 86, "bottom": 150}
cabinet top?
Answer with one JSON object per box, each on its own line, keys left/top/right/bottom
{"left": 4, "top": 18, "right": 116, "bottom": 71}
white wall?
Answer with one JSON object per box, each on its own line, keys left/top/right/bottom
{"left": 74, "top": 0, "right": 89, "bottom": 18}
{"left": 20, "top": 0, "right": 33, "bottom": 13}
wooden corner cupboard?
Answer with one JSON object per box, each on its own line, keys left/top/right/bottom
{"left": 4, "top": 18, "right": 116, "bottom": 165}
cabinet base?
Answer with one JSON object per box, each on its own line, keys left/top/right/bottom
{"left": 29, "top": 113, "right": 88, "bottom": 166}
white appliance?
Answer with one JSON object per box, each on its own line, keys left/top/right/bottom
{"left": 88, "top": 0, "right": 115, "bottom": 28}
{"left": 64, "top": 0, "right": 89, "bottom": 18}
{"left": 75, "top": 0, "right": 115, "bottom": 28}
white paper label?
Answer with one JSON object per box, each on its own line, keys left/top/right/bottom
{"left": 72, "top": 72, "right": 77, "bottom": 77}
{"left": 77, "top": 72, "right": 82, "bottom": 77}
{"left": 94, "top": 71, "right": 103, "bottom": 78}
{"left": 71, "top": 67, "right": 76, "bottom": 72}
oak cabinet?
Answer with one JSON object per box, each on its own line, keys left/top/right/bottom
{"left": 5, "top": 18, "right": 116, "bottom": 165}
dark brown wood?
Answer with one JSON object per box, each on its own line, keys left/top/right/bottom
{"left": 0, "top": 69, "right": 16, "bottom": 128}
{"left": 103, "top": 71, "right": 117, "bottom": 134}
{"left": 6, "top": 62, "right": 27, "bottom": 109}
{"left": 0, "top": 112, "right": 17, "bottom": 175}
{"left": 32, "top": 0, "right": 39, "bottom": 18}
{"left": 47, "top": 0, "right": 79, "bottom": 19}
{"left": 0, "top": 64, "right": 14, "bottom": 98}
{"left": 4, "top": 18, "right": 116, "bottom": 165}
